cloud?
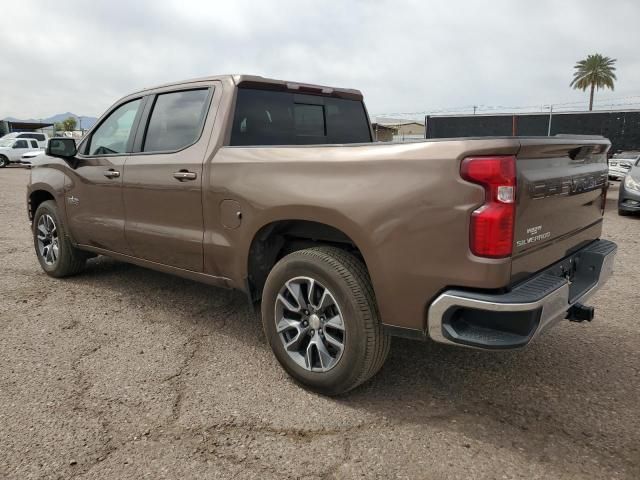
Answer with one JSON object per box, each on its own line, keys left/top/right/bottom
{"left": 1, "top": 0, "right": 638, "bottom": 119}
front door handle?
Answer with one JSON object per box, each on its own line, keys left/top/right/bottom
{"left": 173, "top": 171, "right": 197, "bottom": 181}
{"left": 103, "top": 169, "right": 120, "bottom": 178}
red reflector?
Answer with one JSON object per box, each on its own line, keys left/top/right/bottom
{"left": 461, "top": 156, "right": 516, "bottom": 258}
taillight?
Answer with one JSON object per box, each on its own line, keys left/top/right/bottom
{"left": 460, "top": 156, "right": 516, "bottom": 258}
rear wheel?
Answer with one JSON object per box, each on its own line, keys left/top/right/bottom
{"left": 0, "top": 156, "right": 8, "bottom": 168}
{"left": 261, "top": 246, "right": 390, "bottom": 396}
{"left": 33, "top": 200, "right": 87, "bottom": 277}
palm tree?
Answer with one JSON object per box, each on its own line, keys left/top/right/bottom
{"left": 570, "top": 54, "right": 617, "bottom": 111}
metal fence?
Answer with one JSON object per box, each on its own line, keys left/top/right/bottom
{"left": 425, "top": 110, "right": 640, "bottom": 152}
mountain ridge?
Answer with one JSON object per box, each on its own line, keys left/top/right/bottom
{"left": 3, "top": 112, "right": 97, "bottom": 129}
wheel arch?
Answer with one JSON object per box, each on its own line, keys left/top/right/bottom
{"left": 245, "top": 218, "right": 372, "bottom": 302}
{"left": 28, "top": 189, "right": 56, "bottom": 222}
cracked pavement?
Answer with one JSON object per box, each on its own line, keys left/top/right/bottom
{"left": 1, "top": 167, "right": 639, "bottom": 479}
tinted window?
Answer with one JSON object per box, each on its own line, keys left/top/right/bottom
{"left": 143, "top": 89, "right": 209, "bottom": 152}
{"left": 294, "top": 104, "right": 325, "bottom": 138}
{"left": 30, "top": 140, "right": 38, "bottom": 148}
{"left": 15, "top": 140, "right": 28, "bottom": 148}
{"left": 230, "top": 88, "right": 371, "bottom": 146}
{"left": 18, "top": 133, "right": 45, "bottom": 141}
{"left": 88, "top": 99, "right": 141, "bottom": 155}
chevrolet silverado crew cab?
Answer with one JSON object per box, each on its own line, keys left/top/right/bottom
{"left": 27, "top": 75, "right": 617, "bottom": 395}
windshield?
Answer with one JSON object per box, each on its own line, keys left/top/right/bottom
{"left": 614, "top": 154, "right": 640, "bottom": 160}
{"left": 0, "top": 139, "right": 15, "bottom": 147}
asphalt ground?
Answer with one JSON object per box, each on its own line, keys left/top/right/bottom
{"left": 1, "top": 166, "right": 638, "bottom": 479}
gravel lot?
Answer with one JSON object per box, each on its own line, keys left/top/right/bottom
{"left": 1, "top": 166, "right": 639, "bottom": 480}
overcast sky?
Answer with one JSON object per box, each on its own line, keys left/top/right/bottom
{"left": 2, "top": 0, "right": 639, "bottom": 120}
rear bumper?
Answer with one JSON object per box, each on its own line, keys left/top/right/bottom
{"left": 427, "top": 239, "right": 617, "bottom": 350}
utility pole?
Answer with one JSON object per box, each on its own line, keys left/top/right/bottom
{"left": 473, "top": 105, "right": 477, "bottom": 115}
{"left": 547, "top": 105, "right": 553, "bottom": 136}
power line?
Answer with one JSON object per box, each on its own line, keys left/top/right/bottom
{"left": 372, "top": 94, "right": 640, "bottom": 119}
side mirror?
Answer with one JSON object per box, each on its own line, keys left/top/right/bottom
{"left": 46, "top": 138, "right": 77, "bottom": 159}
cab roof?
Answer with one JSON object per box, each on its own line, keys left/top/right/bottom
{"left": 135, "top": 74, "right": 364, "bottom": 101}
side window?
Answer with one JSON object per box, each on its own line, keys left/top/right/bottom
{"left": 88, "top": 99, "right": 141, "bottom": 155}
{"left": 30, "top": 140, "right": 38, "bottom": 148}
{"left": 142, "top": 89, "right": 210, "bottom": 152}
{"left": 15, "top": 140, "right": 28, "bottom": 148}
{"left": 34, "top": 134, "right": 45, "bottom": 141}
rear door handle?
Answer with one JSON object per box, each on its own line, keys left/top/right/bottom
{"left": 173, "top": 171, "right": 197, "bottom": 181}
{"left": 103, "top": 169, "right": 120, "bottom": 178}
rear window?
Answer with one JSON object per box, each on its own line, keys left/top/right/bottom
{"left": 230, "top": 88, "right": 371, "bottom": 146}
{"left": 17, "top": 133, "right": 45, "bottom": 141}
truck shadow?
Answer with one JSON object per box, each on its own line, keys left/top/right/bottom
{"left": 341, "top": 334, "right": 639, "bottom": 470}
{"left": 69, "top": 255, "right": 638, "bottom": 473}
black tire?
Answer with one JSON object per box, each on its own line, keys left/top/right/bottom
{"left": 0, "top": 155, "right": 8, "bottom": 168}
{"left": 33, "top": 200, "right": 87, "bottom": 277}
{"left": 618, "top": 208, "right": 631, "bottom": 216}
{"left": 261, "top": 246, "right": 390, "bottom": 396}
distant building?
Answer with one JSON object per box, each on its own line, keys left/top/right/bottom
{"left": 374, "top": 118, "right": 425, "bottom": 142}
{"left": 0, "top": 120, "right": 54, "bottom": 137}
{"left": 372, "top": 123, "right": 398, "bottom": 142}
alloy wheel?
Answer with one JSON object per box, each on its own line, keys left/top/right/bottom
{"left": 275, "top": 276, "right": 346, "bottom": 372}
{"left": 36, "top": 214, "right": 59, "bottom": 266}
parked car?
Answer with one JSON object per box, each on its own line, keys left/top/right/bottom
{"left": 618, "top": 157, "right": 640, "bottom": 216}
{"left": 608, "top": 151, "right": 640, "bottom": 180}
{"left": 27, "top": 75, "right": 617, "bottom": 395}
{"left": 20, "top": 149, "right": 45, "bottom": 167}
{"left": 0, "top": 137, "right": 42, "bottom": 167}
{"left": 1, "top": 131, "right": 49, "bottom": 148}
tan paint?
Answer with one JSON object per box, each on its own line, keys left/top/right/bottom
{"left": 27, "top": 74, "right": 610, "bottom": 333}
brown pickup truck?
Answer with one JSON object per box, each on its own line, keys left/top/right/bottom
{"left": 28, "top": 75, "right": 617, "bottom": 395}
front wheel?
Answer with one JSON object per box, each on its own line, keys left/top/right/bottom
{"left": 33, "top": 200, "right": 87, "bottom": 277}
{"left": 0, "top": 156, "right": 8, "bottom": 168}
{"left": 261, "top": 246, "right": 390, "bottom": 396}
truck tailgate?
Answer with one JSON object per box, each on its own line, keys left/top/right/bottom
{"left": 511, "top": 138, "right": 609, "bottom": 283}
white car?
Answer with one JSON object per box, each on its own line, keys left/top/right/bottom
{"left": 20, "top": 149, "right": 45, "bottom": 167}
{"left": 0, "top": 131, "right": 49, "bottom": 148}
{"left": 0, "top": 138, "right": 42, "bottom": 167}
{"left": 608, "top": 152, "right": 640, "bottom": 180}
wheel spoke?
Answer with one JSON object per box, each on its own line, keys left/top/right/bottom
{"left": 324, "top": 314, "right": 344, "bottom": 331}
{"left": 324, "top": 330, "right": 344, "bottom": 353}
{"left": 276, "top": 316, "right": 300, "bottom": 333}
{"left": 51, "top": 242, "right": 59, "bottom": 261}
{"left": 304, "top": 341, "right": 315, "bottom": 370}
{"left": 313, "top": 336, "right": 334, "bottom": 370}
{"left": 286, "top": 281, "right": 308, "bottom": 311}
{"left": 38, "top": 224, "right": 48, "bottom": 236}
{"left": 277, "top": 293, "right": 300, "bottom": 313}
{"left": 284, "top": 325, "right": 310, "bottom": 351}
{"left": 316, "top": 290, "right": 335, "bottom": 312}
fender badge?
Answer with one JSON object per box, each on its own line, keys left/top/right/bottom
{"left": 67, "top": 195, "right": 79, "bottom": 206}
